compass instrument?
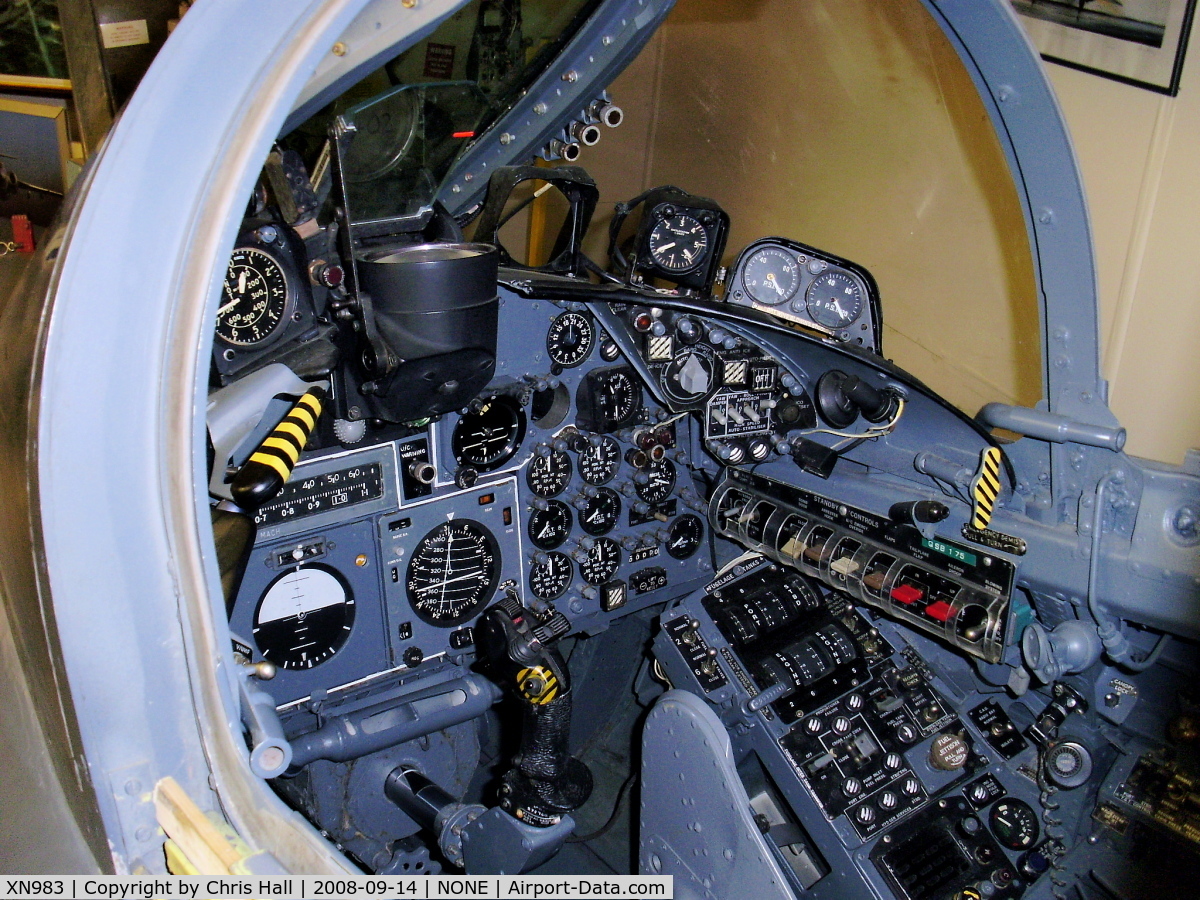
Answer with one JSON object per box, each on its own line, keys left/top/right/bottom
{"left": 451, "top": 396, "right": 526, "bottom": 470}
{"left": 406, "top": 520, "right": 500, "bottom": 626}
{"left": 253, "top": 565, "right": 354, "bottom": 670}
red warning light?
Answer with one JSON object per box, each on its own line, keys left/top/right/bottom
{"left": 452, "top": 131, "right": 476, "bottom": 139}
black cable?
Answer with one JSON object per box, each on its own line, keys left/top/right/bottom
{"left": 566, "top": 771, "right": 635, "bottom": 843}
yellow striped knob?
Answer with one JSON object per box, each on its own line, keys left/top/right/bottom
{"left": 231, "top": 387, "right": 325, "bottom": 509}
{"left": 970, "top": 446, "right": 1002, "bottom": 531}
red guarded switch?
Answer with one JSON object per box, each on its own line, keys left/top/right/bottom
{"left": 891, "top": 584, "right": 924, "bottom": 605}
{"left": 924, "top": 600, "right": 954, "bottom": 622}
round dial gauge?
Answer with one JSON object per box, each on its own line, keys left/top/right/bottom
{"left": 589, "top": 369, "right": 642, "bottom": 432}
{"left": 253, "top": 565, "right": 354, "bottom": 670}
{"left": 989, "top": 799, "right": 1039, "bottom": 851}
{"left": 528, "top": 500, "right": 573, "bottom": 550}
{"left": 580, "top": 537, "right": 621, "bottom": 585}
{"left": 546, "top": 312, "right": 596, "bottom": 368}
{"left": 636, "top": 459, "right": 677, "bottom": 504}
{"left": 805, "top": 271, "right": 864, "bottom": 329}
{"left": 579, "top": 436, "right": 622, "bottom": 485}
{"left": 666, "top": 514, "right": 705, "bottom": 559}
{"left": 579, "top": 487, "right": 622, "bottom": 536}
{"left": 649, "top": 213, "right": 708, "bottom": 273}
{"left": 662, "top": 345, "right": 717, "bottom": 405}
{"left": 529, "top": 552, "right": 573, "bottom": 600}
{"left": 452, "top": 397, "right": 527, "bottom": 470}
{"left": 743, "top": 247, "right": 800, "bottom": 306}
{"left": 406, "top": 520, "right": 499, "bottom": 626}
{"left": 217, "top": 247, "right": 290, "bottom": 346}
{"left": 526, "top": 449, "right": 572, "bottom": 498}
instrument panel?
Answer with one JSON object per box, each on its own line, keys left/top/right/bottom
{"left": 226, "top": 287, "right": 720, "bottom": 706}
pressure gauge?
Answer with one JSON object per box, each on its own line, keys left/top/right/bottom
{"left": 805, "top": 271, "right": 864, "bottom": 329}
{"left": 989, "top": 798, "right": 1040, "bottom": 851}
{"left": 743, "top": 247, "right": 800, "bottom": 306}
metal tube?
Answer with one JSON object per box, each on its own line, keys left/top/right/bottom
{"left": 288, "top": 674, "right": 502, "bottom": 769}
{"left": 384, "top": 767, "right": 456, "bottom": 829}
{"left": 977, "top": 402, "right": 1126, "bottom": 451}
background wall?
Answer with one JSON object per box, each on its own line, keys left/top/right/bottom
{"left": 563, "top": 0, "right": 1198, "bottom": 465}
{"left": 1046, "top": 59, "right": 1200, "bottom": 465}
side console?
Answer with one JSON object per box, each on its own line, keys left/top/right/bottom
{"left": 652, "top": 558, "right": 1048, "bottom": 900}
{"left": 709, "top": 470, "right": 1015, "bottom": 663}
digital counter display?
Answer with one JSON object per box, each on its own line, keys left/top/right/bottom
{"left": 253, "top": 462, "right": 385, "bottom": 527}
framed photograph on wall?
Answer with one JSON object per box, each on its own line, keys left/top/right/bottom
{"left": 1012, "top": 0, "right": 1198, "bottom": 95}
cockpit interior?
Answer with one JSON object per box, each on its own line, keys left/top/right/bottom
{"left": 7, "top": 1, "right": 1200, "bottom": 897}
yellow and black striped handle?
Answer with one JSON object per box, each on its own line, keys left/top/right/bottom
{"left": 970, "top": 446, "right": 1002, "bottom": 530}
{"left": 231, "top": 387, "right": 325, "bottom": 509}
{"left": 517, "top": 665, "right": 560, "bottom": 705}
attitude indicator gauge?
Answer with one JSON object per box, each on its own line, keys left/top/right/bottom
{"left": 452, "top": 397, "right": 526, "bottom": 470}
{"left": 217, "top": 247, "right": 291, "bottom": 347}
{"left": 406, "top": 520, "right": 500, "bottom": 626}
{"left": 546, "top": 312, "right": 596, "bottom": 368}
{"left": 253, "top": 565, "right": 354, "bottom": 670}
{"left": 743, "top": 247, "right": 800, "bottom": 306}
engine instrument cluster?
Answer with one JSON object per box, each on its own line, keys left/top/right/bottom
{"left": 727, "top": 237, "right": 882, "bottom": 352}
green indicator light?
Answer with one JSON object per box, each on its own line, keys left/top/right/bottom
{"left": 922, "top": 538, "right": 976, "bottom": 567}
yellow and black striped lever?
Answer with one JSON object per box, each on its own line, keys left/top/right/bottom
{"left": 970, "top": 446, "right": 1003, "bottom": 530}
{"left": 231, "top": 387, "right": 325, "bottom": 509}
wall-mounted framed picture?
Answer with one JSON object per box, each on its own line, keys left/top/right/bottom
{"left": 1011, "top": 0, "right": 1197, "bottom": 95}
{"left": 0, "top": 0, "right": 71, "bottom": 91}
